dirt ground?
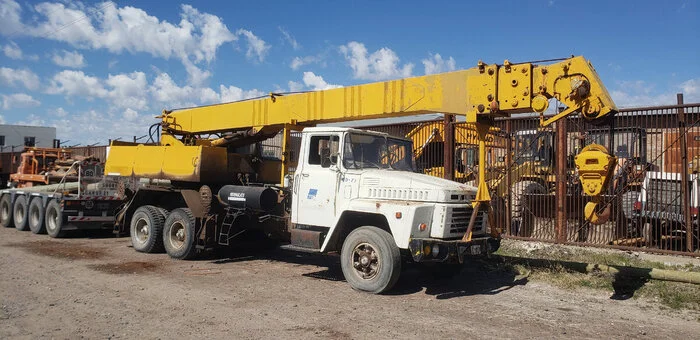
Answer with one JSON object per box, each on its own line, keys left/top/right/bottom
{"left": 1, "top": 227, "right": 699, "bottom": 339}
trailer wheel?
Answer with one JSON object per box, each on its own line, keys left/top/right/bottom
{"left": 13, "top": 195, "right": 29, "bottom": 231}
{"left": 45, "top": 200, "right": 64, "bottom": 238}
{"left": 163, "top": 208, "right": 197, "bottom": 260}
{"left": 510, "top": 181, "right": 546, "bottom": 237}
{"left": 130, "top": 205, "right": 166, "bottom": 253}
{"left": 28, "top": 197, "right": 46, "bottom": 234}
{"left": 340, "top": 226, "right": 401, "bottom": 294}
{"left": 0, "top": 194, "right": 13, "bottom": 228}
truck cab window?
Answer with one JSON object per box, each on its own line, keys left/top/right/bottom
{"left": 309, "top": 135, "right": 338, "bottom": 168}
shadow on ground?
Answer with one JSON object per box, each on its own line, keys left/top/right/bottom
{"left": 209, "top": 242, "right": 527, "bottom": 298}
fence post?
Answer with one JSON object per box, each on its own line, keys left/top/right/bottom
{"left": 556, "top": 118, "right": 568, "bottom": 243}
{"left": 677, "top": 93, "right": 693, "bottom": 252}
{"left": 443, "top": 114, "right": 455, "bottom": 181}
{"left": 505, "top": 120, "right": 513, "bottom": 234}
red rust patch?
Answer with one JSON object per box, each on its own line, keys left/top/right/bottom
{"left": 88, "top": 261, "right": 160, "bottom": 274}
{"left": 7, "top": 240, "right": 106, "bottom": 260}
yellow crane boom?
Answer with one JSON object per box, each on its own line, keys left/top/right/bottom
{"left": 160, "top": 56, "right": 614, "bottom": 140}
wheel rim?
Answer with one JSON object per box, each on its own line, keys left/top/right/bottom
{"left": 30, "top": 207, "right": 40, "bottom": 226}
{"left": 16, "top": 205, "right": 24, "bottom": 224}
{"left": 168, "top": 221, "right": 186, "bottom": 250}
{"left": 134, "top": 217, "right": 150, "bottom": 244}
{"left": 47, "top": 208, "right": 58, "bottom": 232}
{"left": 351, "top": 242, "right": 380, "bottom": 280}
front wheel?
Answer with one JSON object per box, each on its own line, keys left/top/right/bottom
{"left": 340, "top": 227, "right": 401, "bottom": 294}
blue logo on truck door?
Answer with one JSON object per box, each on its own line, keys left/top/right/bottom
{"left": 307, "top": 189, "right": 317, "bottom": 199}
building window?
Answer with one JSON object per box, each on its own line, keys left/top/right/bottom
{"left": 0, "top": 135, "right": 4, "bottom": 146}
{"left": 24, "top": 136, "right": 36, "bottom": 147}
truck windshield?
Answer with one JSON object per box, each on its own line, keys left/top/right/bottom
{"left": 343, "top": 133, "right": 415, "bottom": 171}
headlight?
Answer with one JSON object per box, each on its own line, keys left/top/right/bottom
{"left": 431, "top": 244, "right": 440, "bottom": 257}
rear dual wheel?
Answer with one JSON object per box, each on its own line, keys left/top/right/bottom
{"left": 163, "top": 208, "right": 197, "bottom": 260}
{"left": 130, "top": 205, "right": 166, "bottom": 253}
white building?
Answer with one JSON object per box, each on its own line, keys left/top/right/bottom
{"left": 0, "top": 125, "right": 58, "bottom": 151}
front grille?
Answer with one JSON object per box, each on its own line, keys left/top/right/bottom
{"left": 447, "top": 206, "right": 484, "bottom": 235}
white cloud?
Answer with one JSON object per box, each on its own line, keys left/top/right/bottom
{"left": 680, "top": 79, "right": 699, "bottom": 101}
{"left": 106, "top": 71, "right": 148, "bottom": 110}
{"left": 16, "top": 113, "right": 45, "bottom": 126}
{"left": 0, "top": 1, "right": 267, "bottom": 84}
{"left": 123, "top": 108, "right": 138, "bottom": 121}
{"left": 47, "top": 70, "right": 108, "bottom": 99}
{"left": 52, "top": 50, "right": 86, "bottom": 68}
{"left": 302, "top": 72, "right": 341, "bottom": 91}
{"left": 0, "top": 0, "right": 22, "bottom": 36}
{"left": 2, "top": 41, "right": 22, "bottom": 59}
{"left": 339, "top": 41, "right": 413, "bottom": 81}
{"left": 279, "top": 27, "right": 300, "bottom": 50}
{"left": 288, "top": 80, "right": 304, "bottom": 92}
{"left": 149, "top": 72, "right": 264, "bottom": 107}
{"left": 237, "top": 29, "right": 270, "bottom": 62}
{"left": 51, "top": 107, "right": 68, "bottom": 117}
{"left": 2, "top": 93, "right": 40, "bottom": 109}
{"left": 609, "top": 78, "right": 700, "bottom": 108}
{"left": 290, "top": 55, "right": 320, "bottom": 70}
{"left": 219, "top": 85, "right": 265, "bottom": 103}
{"left": 422, "top": 53, "right": 456, "bottom": 75}
{"left": 0, "top": 67, "right": 40, "bottom": 90}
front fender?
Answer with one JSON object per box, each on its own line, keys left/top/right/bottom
{"left": 322, "top": 199, "right": 435, "bottom": 251}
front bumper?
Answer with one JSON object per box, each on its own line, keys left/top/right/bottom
{"left": 408, "top": 236, "right": 500, "bottom": 263}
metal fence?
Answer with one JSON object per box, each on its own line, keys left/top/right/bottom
{"left": 367, "top": 95, "right": 700, "bottom": 256}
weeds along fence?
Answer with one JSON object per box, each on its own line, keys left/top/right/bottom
{"left": 367, "top": 95, "right": 700, "bottom": 256}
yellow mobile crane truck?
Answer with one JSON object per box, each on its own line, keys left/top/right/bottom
{"left": 105, "top": 56, "right": 617, "bottom": 293}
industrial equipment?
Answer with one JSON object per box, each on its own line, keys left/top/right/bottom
{"left": 103, "top": 56, "right": 617, "bottom": 293}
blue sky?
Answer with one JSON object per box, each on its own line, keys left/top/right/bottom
{"left": 0, "top": 0, "right": 698, "bottom": 144}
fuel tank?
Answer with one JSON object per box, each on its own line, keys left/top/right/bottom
{"left": 217, "top": 185, "right": 278, "bottom": 212}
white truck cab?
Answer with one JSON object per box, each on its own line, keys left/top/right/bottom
{"left": 289, "top": 127, "right": 498, "bottom": 293}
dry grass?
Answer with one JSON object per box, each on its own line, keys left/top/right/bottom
{"left": 493, "top": 240, "right": 700, "bottom": 310}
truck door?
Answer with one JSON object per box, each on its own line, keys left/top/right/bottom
{"left": 292, "top": 133, "right": 341, "bottom": 227}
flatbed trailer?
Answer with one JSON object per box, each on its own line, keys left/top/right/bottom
{"left": 0, "top": 162, "right": 124, "bottom": 237}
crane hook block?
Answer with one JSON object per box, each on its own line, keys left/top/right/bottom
{"left": 574, "top": 144, "right": 617, "bottom": 197}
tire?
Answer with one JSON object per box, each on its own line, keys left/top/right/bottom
{"left": 13, "top": 195, "right": 29, "bottom": 231}
{"left": 616, "top": 191, "right": 641, "bottom": 239}
{"left": 163, "top": 208, "right": 197, "bottom": 260}
{"left": 510, "top": 181, "right": 546, "bottom": 237}
{"left": 340, "top": 226, "right": 401, "bottom": 294}
{"left": 0, "top": 194, "right": 13, "bottom": 228}
{"left": 45, "top": 200, "right": 64, "bottom": 238}
{"left": 28, "top": 197, "right": 46, "bottom": 234}
{"left": 130, "top": 205, "right": 166, "bottom": 253}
